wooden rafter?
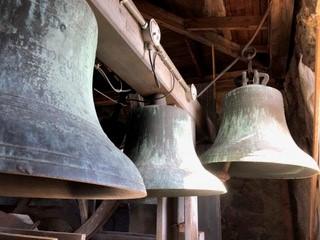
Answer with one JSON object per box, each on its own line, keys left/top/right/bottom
{"left": 310, "top": 4, "right": 320, "bottom": 240}
{"left": 184, "top": 39, "right": 203, "bottom": 77}
{"left": 134, "top": 0, "right": 269, "bottom": 60}
{"left": 202, "top": 0, "right": 232, "bottom": 40}
{"left": 75, "top": 201, "right": 119, "bottom": 239}
{"left": 185, "top": 16, "right": 268, "bottom": 31}
{"left": 270, "top": 0, "right": 294, "bottom": 77}
{"left": 134, "top": 0, "right": 241, "bottom": 58}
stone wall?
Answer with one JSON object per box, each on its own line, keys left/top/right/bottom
{"left": 283, "top": 0, "right": 318, "bottom": 238}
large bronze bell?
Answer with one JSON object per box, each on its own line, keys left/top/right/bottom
{"left": 0, "top": 0, "right": 146, "bottom": 199}
{"left": 201, "top": 84, "right": 320, "bottom": 179}
{"left": 124, "top": 105, "right": 227, "bottom": 197}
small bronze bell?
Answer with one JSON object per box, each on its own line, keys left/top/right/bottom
{"left": 0, "top": 0, "right": 146, "bottom": 199}
{"left": 124, "top": 105, "right": 227, "bottom": 197}
{"left": 201, "top": 78, "right": 319, "bottom": 179}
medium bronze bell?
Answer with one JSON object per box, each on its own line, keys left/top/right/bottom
{"left": 201, "top": 84, "right": 319, "bottom": 179}
{"left": 0, "top": 0, "right": 146, "bottom": 199}
{"left": 124, "top": 105, "right": 227, "bottom": 197}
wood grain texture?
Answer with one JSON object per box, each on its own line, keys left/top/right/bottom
{"left": 185, "top": 16, "right": 267, "bottom": 31}
{"left": 310, "top": 11, "right": 320, "bottom": 240}
{"left": 93, "top": 232, "right": 155, "bottom": 240}
{"left": 0, "top": 232, "right": 56, "bottom": 240}
{"left": 88, "top": 0, "right": 206, "bottom": 136}
{"left": 0, "top": 228, "right": 85, "bottom": 240}
{"left": 156, "top": 198, "right": 167, "bottom": 240}
{"left": 184, "top": 197, "right": 198, "bottom": 240}
{"left": 75, "top": 201, "right": 119, "bottom": 239}
{"left": 202, "top": 0, "right": 232, "bottom": 39}
{"left": 134, "top": 0, "right": 241, "bottom": 58}
{"left": 270, "top": 0, "right": 294, "bottom": 77}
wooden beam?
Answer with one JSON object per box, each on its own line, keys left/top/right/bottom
{"left": 198, "top": 196, "right": 222, "bottom": 240}
{"left": 0, "top": 228, "right": 85, "bottom": 240}
{"left": 0, "top": 233, "right": 56, "bottom": 240}
{"left": 78, "top": 200, "right": 89, "bottom": 225}
{"left": 88, "top": 0, "right": 206, "bottom": 135}
{"left": 184, "top": 39, "right": 203, "bottom": 77}
{"left": 93, "top": 232, "right": 155, "bottom": 240}
{"left": 184, "top": 197, "right": 199, "bottom": 240}
{"left": 202, "top": 0, "right": 232, "bottom": 40}
{"left": 133, "top": 0, "right": 241, "bottom": 58}
{"left": 75, "top": 201, "right": 119, "bottom": 239}
{"left": 185, "top": 16, "right": 267, "bottom": 31}
{"left": 310, "top": 8, "right": 320, "bottom": 240}
{"left": 270, "top": 0, "right": 294, "bottom": 77}
{"left": 156, "top": 198, "right": 168, "bottom": 240}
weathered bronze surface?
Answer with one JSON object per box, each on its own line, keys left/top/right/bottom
{"left": 0, "top": 0, "right": 146, "bottom": 199}
{"left": 201, "top": 85, "right": 320, "bottom": 179}
{"left": 125, "top": 105, "right": 226, "bottom": 197}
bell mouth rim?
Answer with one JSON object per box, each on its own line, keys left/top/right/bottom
{"left": 0, "top": 172, "right": 147, "bottom": 200}
{"left": 146, "top": 188, "right": 227, "bottom": 197}
{"left": 204, "top": 161, "right": 319, "bottom": 179}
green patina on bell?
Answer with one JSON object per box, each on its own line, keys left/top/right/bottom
{"left": 125, "top": 105, "right": 227, "bottom": 197}
{"left": 201, "top": 84, "right": 319, "bottom": 179}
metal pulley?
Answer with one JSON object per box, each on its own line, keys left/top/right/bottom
{"left": 0, "top": 0, "right": 146, "bottom": 199}
{"left": 201, "top": 70, "right": 319, "bottom": 179}
{"left": 124, "top": 105, "right": 227, "bottom": 197}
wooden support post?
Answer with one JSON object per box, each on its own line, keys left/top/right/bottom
{"left": 75, "top": 201, "right": 119, "bottom": 239}
{"left": 310, "top": 8, "right": 320, "bottom": 240}
{"left": 198, "top": 196, "right": 221, "bottom": 240}
{"left": 198, "top": 232, "right": 205, "bottom": 240}
{"left": 78, "top": 200, "right": 89, "bottom": 224}
{"left": 156, "top": 198, "right": 168, "bottom": 240}
{"left": 184, "top": 197, "right": 199, "bottom": 240}
{"left": 270, "top": 0, "right": 294, "bottom": 78}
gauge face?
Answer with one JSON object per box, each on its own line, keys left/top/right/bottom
{"left": 190, "top": 84, "right": 198, "bottom": 101}
{"left": 149, "top": 19, "right": 161, "bottom": 46}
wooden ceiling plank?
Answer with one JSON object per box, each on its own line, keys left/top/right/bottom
{"left": 270, "top": 0, "right": 294, "bottom": 77}
{"left": 203, "top": 0, "right": 232, "bottom": 40}
{"left": 134, "top": 0, "right": 241, "bottom": 58}
{"left": 185, "top": 16, "right": 268, "bottom": 31}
